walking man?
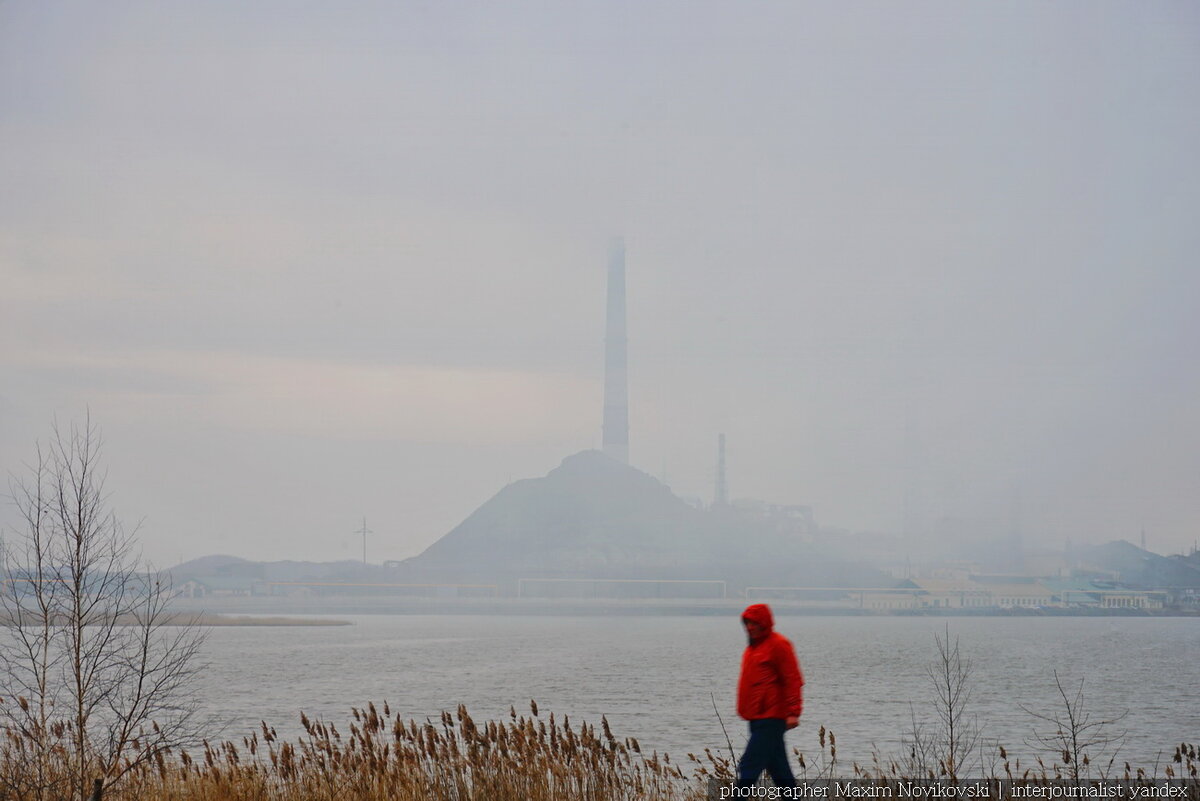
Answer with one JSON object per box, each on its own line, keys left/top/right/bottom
{"left": 736, "top": 603, "right": 804, "bottom": 789}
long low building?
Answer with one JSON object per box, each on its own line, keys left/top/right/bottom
{"left": 901, "top": 576, "right": 1166, "bottom": 609}
{"left": 743, "top": 577, "right": 1171, "bottom": 610}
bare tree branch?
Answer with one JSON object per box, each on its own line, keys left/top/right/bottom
{"left": 923, "top": 626, "right": 981, "bottom": 781}
{"left": 1020, "top": 670, "right": 1128, "bottom": 784}
{"left": 1, "top": 418, "right": 209, "bottom": 800}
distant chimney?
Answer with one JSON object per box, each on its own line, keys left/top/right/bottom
{"left": 1007, "top": 482, "right": 1024, "bottom": 571}
{"left": 714, "top": 433, "right": 728, "bottom": 507}
{"left": 602, "top": 238, "right": 629, "bottom": 464}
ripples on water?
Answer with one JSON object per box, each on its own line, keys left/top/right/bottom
{"left": 197, "top": 615, "right": 1199, "bottom": 770}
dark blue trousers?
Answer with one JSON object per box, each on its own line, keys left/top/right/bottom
{"left": 737, "top": 718, "right": 796, "bottom": 789}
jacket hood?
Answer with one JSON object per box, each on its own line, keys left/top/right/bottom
{"left": 741, "top": 603, "right": 774, "bottom": 631}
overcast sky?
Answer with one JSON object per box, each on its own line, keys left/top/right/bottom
{"left": 2, "top": 1, "right": 1198, "bottom": 566}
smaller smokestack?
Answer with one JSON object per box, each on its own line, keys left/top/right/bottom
{"left": 714, "top": 433, "right": 728, "bottom": 507}
{"left": 1007, "top": 482, "right": 1023, "bottom": 571}
{"left": 602, "top": 238, "right": 629, "bottom": 464}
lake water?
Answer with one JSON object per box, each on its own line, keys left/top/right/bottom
{"left": 196, "top": 614, "right": 1199, "bottom": 772}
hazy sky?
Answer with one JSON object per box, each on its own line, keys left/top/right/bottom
{"left": 2, "top": 1, "right": 1198, "bottom": 566}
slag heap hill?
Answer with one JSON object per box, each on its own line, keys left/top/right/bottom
{"left": 402, "top": 449, "right": 885, "bottom": 588}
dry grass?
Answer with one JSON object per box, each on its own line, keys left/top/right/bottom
{"left": 795, "top": 726, "right": 1198, "bottom": 788}
{"left": 3, "top": 701, "right": 711, "bottom": 801}
{"left": 2, "top": 705, "right": 1195, "bottom": 801}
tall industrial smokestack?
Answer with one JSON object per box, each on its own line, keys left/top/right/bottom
{"left": 602, "top": 238, "right": 629, "bottom": 464}
{"left": 714, "top": 433, "right": 728, "bottom": 507}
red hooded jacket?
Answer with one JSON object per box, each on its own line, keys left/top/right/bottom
{"left": 736, "top": 603, "right": 804, "bottom": 721}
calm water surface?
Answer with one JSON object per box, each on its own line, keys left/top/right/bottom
{"left": 197, "top": 615, "right": 1199, "bottom": 770}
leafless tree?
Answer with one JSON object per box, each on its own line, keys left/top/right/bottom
{"left": 1, "top": 418, "right": 207, "bottom": 801}
{"left": 924, "top": 626, "right": 980, "bottom": 780}
{"left": 900, "top": 702, "right": 940, "bottom": 779}
{"left": 1021, "top": 671, "right": 1127, "bottom": 784}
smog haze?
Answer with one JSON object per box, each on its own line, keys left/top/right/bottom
{"left": 2, "top": 1, "right": 1198, "bottom": 565}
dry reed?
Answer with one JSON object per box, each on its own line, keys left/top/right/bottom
{"left": 2, "top": 703, "right": 1194, "bottom": 801}
{"left": 3, "top": 700, "right": 709, "bottom": 801}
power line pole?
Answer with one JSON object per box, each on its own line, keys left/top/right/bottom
{"left": 354, "top": 517, "right": 372, "bottom": 565}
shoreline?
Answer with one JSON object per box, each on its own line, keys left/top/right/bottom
{"left": 1, "top": 612, "right": 353, "bottom": 627}
{"left": 166, "top": 612, "right": 352, "bottom": 626}
{"left": 166, "top": 595, "right": 1200, "bottom": 619}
